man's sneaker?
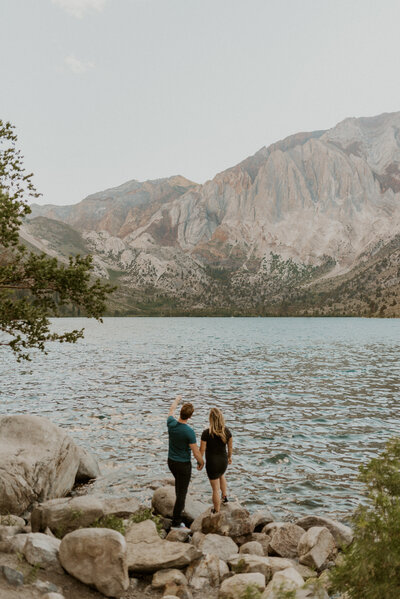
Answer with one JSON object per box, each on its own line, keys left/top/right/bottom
{"left": 171, "top": 522, "right": 190, "bottom": 531}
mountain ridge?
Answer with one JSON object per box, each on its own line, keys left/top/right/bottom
{"left": 25, "top": 111, "right": 400, "bottom": 316}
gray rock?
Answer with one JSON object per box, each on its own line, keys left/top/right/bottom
{"left": 33, "top": 579, "right": 61, "bottom": 593}
{"left": 219, "top": 572, "right": 266, "bottom": 598}
{"left": 167, "top": 528, "right": 191, "bottom": 542}
{"left": 297, "top": 526, "right": 336, "bottom": 569}
{"left": 0, "top": 525, "right": 23, "bottom": 540}
{"left": 42, "top": 594, "right": 66, "bottom": 599}
{"left": 0, "top": 565, "right": 24, "bottom": 587}
{"left": 0, "top": 515, "right": 25, "bottom": 527}
{"left": 0, "top": 415, "right": 79, "bottom": 516}
{"left": 295, "top": 515, "right": 353, "bottom": 547}
{"left": 250, "top": 509, "right": 275, "bottom": 532}
{"left": 31, "top": 494, "right": 141, "bottom": 535}
{"left": 126, "top": 519, "right": 202, "bottom": 574}
{"left": 75, "top": 446, "right": 101, "bottom": 483}
{"left": 239, "top": 541, "right": 264, "bottom": 556}
{"left": 193, "top": 502, "right": 251, "bottom": 540}
{"left": 261, "top": 567, "right": 304, "bottom": 599}
{"left": 186, "top": 554, "right": 229, "bottom": 590}
{"left": 152, "top": 486, "right": 207, "bottom": 523}
{"left": 4, "top": 533, "right": 30, "bottom": 554}
{"left": 269, "top": 523, "right": 305, "bottom": 558}
{"left": 228, "top": 554, "right": 272, "bottom": 581}
{"left": 23, "top": 532, "right": 62, "bottom": 573}
{"left": 152, "top": 568, "right": 188, "bottom": 588}
{"left": 198, "top": 533, "right": 238, "bottom": 561}
{"left": 59, "top": 528, "right": 129, "bottom": 598}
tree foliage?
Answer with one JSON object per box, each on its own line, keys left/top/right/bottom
{"left": 0, "top": 120, "right": 115, "bottom": 360}
{"left": 330, "top": 438, "right": 400, "bottom": 599}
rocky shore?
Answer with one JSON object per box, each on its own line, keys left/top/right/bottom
{"left": 0, "top": 415, "right": 353, "bottom": 599}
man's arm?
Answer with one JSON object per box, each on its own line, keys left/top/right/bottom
{"left": 168, "top": 394, "right": 182, "bottom": 417}
{"left": 190, "top": 443, "right": 204, "bottom": 470}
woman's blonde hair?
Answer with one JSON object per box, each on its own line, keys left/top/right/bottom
{"left": 209, "top": 408, "right": 227, "bottom": 443}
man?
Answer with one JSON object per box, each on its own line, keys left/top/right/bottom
{"left": 167, "top": 395, "right": 204, "bottom": 530}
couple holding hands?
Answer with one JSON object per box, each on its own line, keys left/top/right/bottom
{"left": 167, "top": 395, "right": 233, "bottom": 530}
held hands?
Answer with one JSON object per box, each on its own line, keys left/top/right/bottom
{"left": 197, "top": 460, "right": 204, "bottom": 471}
{"left": 228, "top": 457, "right": 232, "bottom": 465}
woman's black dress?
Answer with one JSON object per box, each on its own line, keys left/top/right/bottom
{"left": 201, "top": 427, "right": 232, "bottom": 480}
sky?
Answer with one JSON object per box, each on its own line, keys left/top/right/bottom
{"left": 1, "top": 0, "right": 400, "bottom": 206}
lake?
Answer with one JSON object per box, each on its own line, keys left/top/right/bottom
{"left": 2, "top": 317, "right": 399, "bottom": 520}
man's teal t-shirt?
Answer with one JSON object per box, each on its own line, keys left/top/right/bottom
{"left": 167, "top": 416, "right": 196, "bottom": 462}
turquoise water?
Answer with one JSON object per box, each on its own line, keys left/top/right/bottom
{"left": 2, "top": 317, "right": 399, "bottom": 519}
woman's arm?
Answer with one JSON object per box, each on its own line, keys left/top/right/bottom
{"left": 168, "top": 394, "right": 182, "bottom": 417}
{"left": 227, "top": 437, "right": 233, "bottom": 464}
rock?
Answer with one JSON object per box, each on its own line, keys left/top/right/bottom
{"left": 239, "top": 541, "right": 264, "bottom": 556}
{"left": 152, "top": 568, "right": 188, "bottom": 588}
{"left": 31, "top": 494, "right": 141, "bottom": 535}
{"left": 4, "top": 533, "right": 30, "bottom": 554}
{"left": 0, "top": 415, "right": 80, "bottom": 516}
{"left": 186, "top": 554, "right": 229, "bottom": 590}
{"left": 228, "top": 554, "right": 272, "bottom": 581}
{"left": 250, "top": 509, "right": 275, "bottom": 532}
{"left": 126, "top": 519, "right": 201, "bottom": 574}
{"left": 152, "top": 486, "right": 207, "bottom": 523}
{"left": 194, "top": 502, "right": 251, "bottom": 540}
{"left": 0, "top": 515, "right": 25, "bottom": 527}
{"left": 295, "top": 516, "right": 353, "bottom": 547}
{"left": 167, "top": 528, "right": 191, "bottom": 542}
{"left": 248, "top": 533, "right": 271, "bottom": 555}
{"left": 198, "top": 533, "right": 238, "bottom": 561}
{"left": 219, "top": 573, "right": 266, "bottom": 598}
{"left": 0, "top": 525, "right": 23, "bottom": 540}
{"left": 0, "top": 565, "right": 24, "bottom": 586}
{"left": 298, "top": 526, "right": 336, "bottom": 570}
{"left": 33, "top": 580, "right": 61, "bottom": 593}
{"left": 269, "top": 523, "right": 305, "bottom": 558}
{"left": 59, "top": 528, "right": 129, "bottom": 598}
{"left": 264, "top": 557, "right": 315, "bottom": 578}
{"left": 190, "top": 531, "right": 205, "bottom": 548}
{"left": 164, "top": 582, "right": 193, "bottom": 599}
{"left": 23, "top": 532, "right": 62, "bottom": 573}
{"left": 75, "top": 446, "right": 101, "bottom": 483}
{"left": 262, "top": 566, "right": 304, "bottom": 598}
{"left": 262, "top": 522, "right": 285, "bottom": 535}
{"left": 42, "top": 594, "right": 66, "bottom": 599}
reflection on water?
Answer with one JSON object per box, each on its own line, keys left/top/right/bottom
{"left": 2, "top": 317, "right": 399, "bottom": 519}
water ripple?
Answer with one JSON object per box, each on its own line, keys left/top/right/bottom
{"left": 1, "top": 317, "right": 399, "bottom": 519}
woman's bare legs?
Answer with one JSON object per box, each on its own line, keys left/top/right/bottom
{"left": 210, "top": 478, "right": 221, "bottom": 513}
{"left": 220, "top": 474, "right": 228, "bottom": 499}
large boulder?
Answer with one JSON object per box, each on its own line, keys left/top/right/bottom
{"left": 197, "top": 533, "right": 238, "bottom": 561}
{"left": 297, "top": 526, "right": 336, "bottom": 569}
{"left": 31, "top": 494, "right": 141, "bottom": 535}
{"left": 59, "top": 528, "right": 129, "bottom": 598}
{"left": 23, "top": 533, "right": 62, "bottom": 573}
{"left": 228, "top": 554, "right": 273, "bottom": 581}
{"left": 186, "top": 554, "right": 229, "bottom": 591}
{"left": 269, "top": 523, "right": 305, "bottom": 558}
{"left": 295, "top": 516, "right": 353, "bottom": 547}
{"left": 75, "top": 446, "right": 101, "bottom": 483}
{"left": 126, "top": 519, "right": 201, "bottom": 573}
{"left": 262, "top": 567, "right": 304, "bottom": 599}
{"left": 152, "top": 486, "right": 207, "bottom": 523}
{"left": 239, "top": 541, "right": 264, "bottom": 556}
{"left": 219, "top": 573, "right": 266, "bottom": 598}
{"left": 0, "top": 415, "right": 80, "bottom": 515}
{"left": 192, "top": 502, "right": 251, "bottom": 540}
{"left": 250, "top": 509, "right": 275, "bottom": 532}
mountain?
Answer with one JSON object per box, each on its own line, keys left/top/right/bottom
{"left": 25, "top": 112, "right": 400, "bottom": 316}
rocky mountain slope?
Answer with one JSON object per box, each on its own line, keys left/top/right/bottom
{"left": 25, "top": 111, "right": 400, "bottom": 316}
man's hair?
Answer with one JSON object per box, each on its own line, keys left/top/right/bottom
{"left": 180, "top": 402, "right": 194, "bottom": 420}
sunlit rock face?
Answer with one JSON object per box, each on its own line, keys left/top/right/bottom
{"left": 25, "top": 112, "right": 400, "bottom": 307}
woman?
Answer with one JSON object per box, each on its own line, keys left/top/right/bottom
{"left": 200, "top": 407, "right": 233, "bottom": 513}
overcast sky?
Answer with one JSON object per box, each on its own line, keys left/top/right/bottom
{"left": 1, "top": 0, "right": 400, "bottom": 206}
